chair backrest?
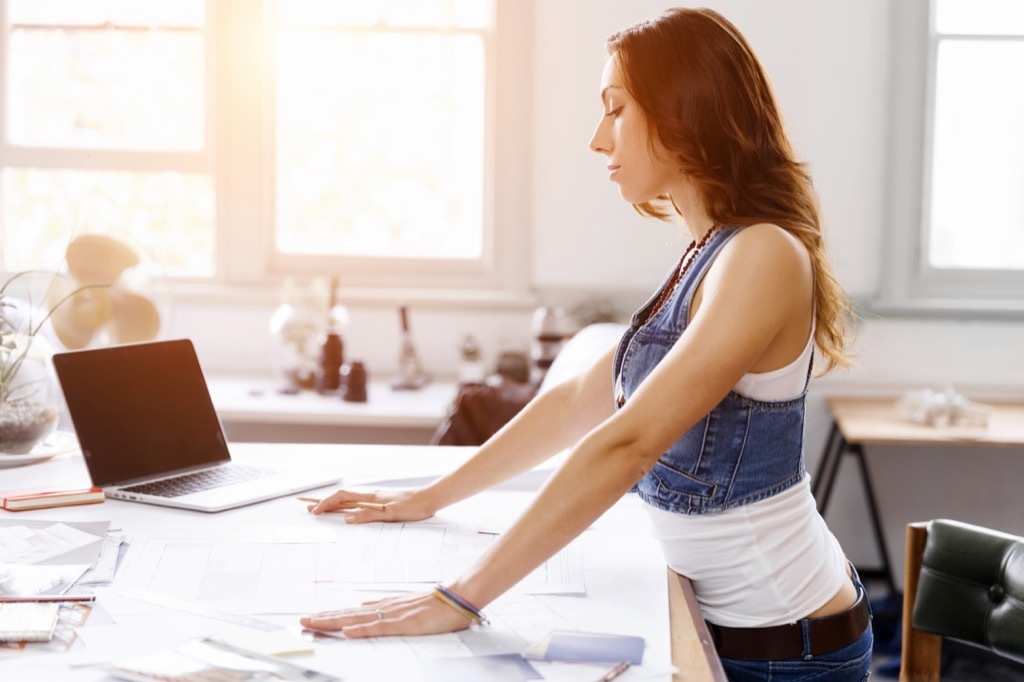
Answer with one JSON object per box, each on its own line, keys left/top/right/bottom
{"left": 900, "top": 519, "right": 1024, "bottom": 681}
{"left": 537, "top": 322, "right": 626, "bottom": 394}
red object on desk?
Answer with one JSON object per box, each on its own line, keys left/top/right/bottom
{"left": 0, "top": 486, "right": 104, "bottom": 512}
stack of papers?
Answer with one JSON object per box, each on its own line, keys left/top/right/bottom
{"left": 0, "top": 518, "right": 123, "bottom": 647}
{"left": 0, "top": 519, "right": 119, "bottom": 597}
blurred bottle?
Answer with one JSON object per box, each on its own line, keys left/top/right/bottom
{"left": 316, "top": 276, "right": 349, "bottom": 394}
{"left": 392, "top": 303, "right": 427, "bottom": 390}
{"left": 530, "top": 306, "right": 573, "bottom": 384}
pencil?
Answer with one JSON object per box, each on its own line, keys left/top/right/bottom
{"left": 0, "top": 595, "right": 96, "bottom": 603}
{"left": 595, "top": 661, "right": 630, "bottom": 682}
{"left": 297, "top": 497, "right": 387, "bottom": 511}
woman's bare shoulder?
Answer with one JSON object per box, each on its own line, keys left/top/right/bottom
{"left": 699, "top": 223, "right": 812, "bottom": 316}
{"left": 715, "top": 223, "right": 811, "bottom": 282}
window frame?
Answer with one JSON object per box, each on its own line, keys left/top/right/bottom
{"left": 0, "top": 0, "right": 534, "bottom": 305}
{"left": 878, "top": 0, "right": 1024, "bottom": 317}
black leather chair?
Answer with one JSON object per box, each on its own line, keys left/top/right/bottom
{"left": 900, "top": 519, "right": 1024, "bottom": 681}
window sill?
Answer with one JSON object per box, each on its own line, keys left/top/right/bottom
{"left": 164, "top": 280, "right": 540, "bottom": 312}
{"left": 857, "top": 296, "right": 1024, "bottom": 321}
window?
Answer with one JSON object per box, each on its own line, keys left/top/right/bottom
{"left": 880, "top": 0, "right": 1024, "bottom": 315}
{"left": 0, "top": 1, "right": 214, "bottom": 277}
{"left": 0, "top": 0, "right": 530, "bottom": 296}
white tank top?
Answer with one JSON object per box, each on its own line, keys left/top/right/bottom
{"left": 733, "top": 320, "right": 815, "bottom": 401}
{"left": 644, "top": 324, "right": 848, "bottom": 627}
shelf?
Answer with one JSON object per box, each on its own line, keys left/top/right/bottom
{"left": 207, "top": 376, "right": 459, "bottom": 444}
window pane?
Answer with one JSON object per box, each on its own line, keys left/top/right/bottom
{"left": 936, "top": 0, "right": 1024, "bottom": 35}
{"left": 275, "top": 31, "right": 485, "bottom": 260}
{"left": 1, "top": 169, "right": 215, "bottom": 276}
{"left": 279, "top": 0, "right": 490, "bottom": 29}
{"left": 928, "top": 41, "right": 1024, "bottom": 269}
{"left": 7, "top": 19, "right": 204, "bottom": 149}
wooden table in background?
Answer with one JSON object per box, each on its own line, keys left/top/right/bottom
{"left": 815, "top": 396, "right": 1024, "bottom": 591}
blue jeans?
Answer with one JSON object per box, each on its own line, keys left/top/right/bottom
{"left": 718, "top": 569, "right": 873, "bottom": 681}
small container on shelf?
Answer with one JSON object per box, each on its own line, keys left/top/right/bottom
{"left": 457, "top": 334, "right": 486, "bottom": 386}
{"left": 530, "top": 306, "right": 574, "bottom": 384}
{"left": 341, "top": 360, "right": 368, "bottom": 403}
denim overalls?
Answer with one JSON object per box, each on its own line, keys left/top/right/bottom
{"left": 615, "top": 227, "right": 873, "bottom": 680}
{"left": 613, "top": 226, "right": 809, "bottom": 515}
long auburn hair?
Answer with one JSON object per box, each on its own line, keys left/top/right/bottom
{"left": 607, "top": 8, "right": 852, "bottom": 372}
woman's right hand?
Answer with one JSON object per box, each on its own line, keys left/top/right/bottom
{"left": 306, "top": 487, "right": 436, "bottom": 524}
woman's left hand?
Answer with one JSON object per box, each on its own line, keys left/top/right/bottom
{"left": 300, "top": 591, "right": 473, "bottom": 638}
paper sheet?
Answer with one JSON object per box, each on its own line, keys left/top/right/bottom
{"left": 118, "top": 520, "right": 585, "bottom": 614}
{"left": 0, "top": 523, "right": 103, "bottom": 565}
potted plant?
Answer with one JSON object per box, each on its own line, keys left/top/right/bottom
{"left": 0, "top": 272, "right": 91, "bottom": 454}
{"left": 0, "top": 236, "right": 162, "bottom": 456}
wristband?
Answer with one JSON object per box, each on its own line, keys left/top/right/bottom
{"left": 433, "top": 584, "right": 490, "bottom": 626}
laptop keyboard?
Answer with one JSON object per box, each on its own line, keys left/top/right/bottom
{"left": 121, "top": 464, "right": 277, "bottom": 498}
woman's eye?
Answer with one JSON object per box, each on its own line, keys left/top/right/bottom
{"left": 606, "top": 107, "right": 622, "bottom": 118}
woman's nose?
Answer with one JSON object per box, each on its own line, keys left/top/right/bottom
{"left": 589, "top": 119, "right": 608, "bottom": 154}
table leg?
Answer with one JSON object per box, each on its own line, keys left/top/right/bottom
{"left": 852, "top": 443, "right": 896, "bottom": 593}
{"left": 814, "top": 422, "right": 845, "bottom": 513}
{"left": 815, "top": 422, "right": 897, "bottom": 591}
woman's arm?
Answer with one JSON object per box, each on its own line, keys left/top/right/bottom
{"left": 449, "top": 225, "right": 816, "bottom": 606}
{"left": 302, "top": 225, "right": 814, "bottom": 635}
{"left": 308, "top": 341, "right": 620, "bottom": 521}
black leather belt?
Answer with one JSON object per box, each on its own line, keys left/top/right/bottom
{"left": 707, "top": 590, "right": 871, "bottom": 661}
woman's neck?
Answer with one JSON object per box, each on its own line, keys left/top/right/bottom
{"left": 668, "top": 184, "right": 715, "bottom": 241}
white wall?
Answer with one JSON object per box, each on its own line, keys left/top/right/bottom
{"left": 172, "top": 0, "right": 1024, "bottom": 587}
{"left": 530, "top": 0, "right": 889, "bottom": 297}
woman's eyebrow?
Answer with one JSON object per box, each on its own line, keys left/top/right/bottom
{"left": 600, "top": 84, "right": 623, "bottom": 103}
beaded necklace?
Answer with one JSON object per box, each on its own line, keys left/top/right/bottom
{"left": 643, "top": 224, "right": 721, "bottom": 324}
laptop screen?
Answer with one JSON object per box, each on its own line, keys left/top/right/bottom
{"left": 53, "top": 339, "right": 231, "bottom": 487}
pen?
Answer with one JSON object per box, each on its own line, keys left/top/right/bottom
{"left": 298, "top": 497, "right": 387, "bottom": 511}
{"left": 0, "top": 595, "right": 96, "bottom": 603}
{"left": 595, "top": 660, "right": 630, "bottom": 682}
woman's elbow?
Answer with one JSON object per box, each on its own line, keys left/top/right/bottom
{"left": 595, "top": 429, "right": 664, "bottom": 482}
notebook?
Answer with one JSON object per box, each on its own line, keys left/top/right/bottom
{"left": 0, "top": 602, "right": 61, "bottom": 642}
{"left": 53, "top": 339, "right": 341, "bottom": 513}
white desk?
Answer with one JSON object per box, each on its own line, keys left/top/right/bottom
{"left": 207, "top": 377, "right": 459, "bottom": 444}
{"left": 0, "top": 442, "right": 722, "bottom": 681}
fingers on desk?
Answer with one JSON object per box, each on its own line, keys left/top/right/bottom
{"left": 300, "top": 593, "right": 468, "bottom": 638}
{"left": 307, "top": 489, "right": 388, "bottom": 518}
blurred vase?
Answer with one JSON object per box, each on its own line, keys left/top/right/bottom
{"left": 269, "top": 278, "right": 349, "bottom": 392}
{"left": 269, "top": 280, "right": 323, "bottom": 391}
{"left": 0, "top": 334, "right": 60, "bottom": 455}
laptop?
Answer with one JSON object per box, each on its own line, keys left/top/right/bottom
{"left": 53, "top": 339, "right": 341, "bottom": 513}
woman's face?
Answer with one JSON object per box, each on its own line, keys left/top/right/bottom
{"left": 589, "top": 56, "right": 678, "bottom": 205}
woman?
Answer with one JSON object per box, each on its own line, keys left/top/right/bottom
{"left": 301, "top": 8, "right": 872, "bottom": 680}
